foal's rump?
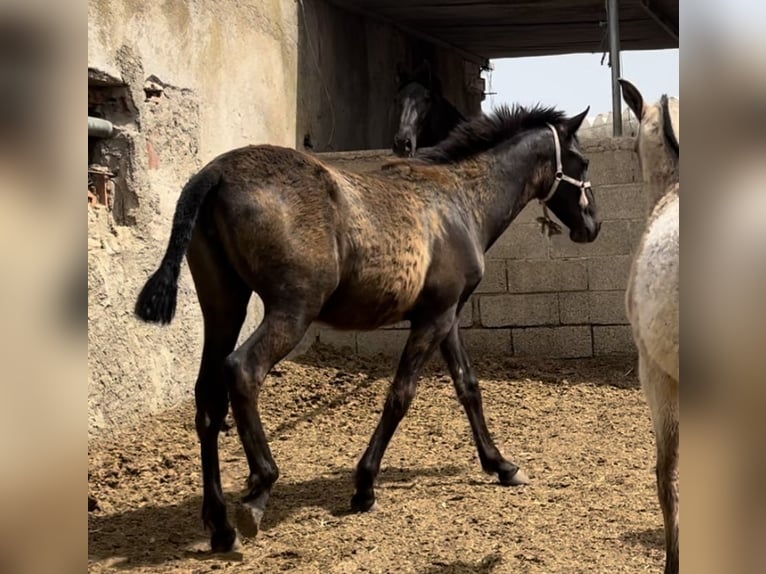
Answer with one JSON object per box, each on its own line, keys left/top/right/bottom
{"left": 135, "top": 144, "right": 344, "bottom": 322}
{"left": 206, "top": 148, "right": 345, "bottom": 301}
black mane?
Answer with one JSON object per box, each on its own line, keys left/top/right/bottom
{"left": 660, "top": 94, "right": 679, "bottom": 159}
{"left": 419, "top": 104, "right": 567, "bottom": 164}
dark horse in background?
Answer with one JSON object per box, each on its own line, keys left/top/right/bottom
{"left": 392, "top": 60, "right": 465, "bottom": 157}
{"left": 135, "top": 103, "right": 600, "bottom": 553}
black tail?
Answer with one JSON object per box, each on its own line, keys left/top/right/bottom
{"left": 134, "top": 167, "right": 222, "bottom": 324}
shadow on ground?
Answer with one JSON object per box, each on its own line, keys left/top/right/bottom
{"left": 421, "top": 552, "right": 503, "bottom": 574}
{"left": 88, "top": 465, "right": 465, "bottom": 569}
{"left": 621, "top": 526, "right": 665, "bottom": 550}
{"left": 294, "top": 344, "right": 639, "bottom": 390}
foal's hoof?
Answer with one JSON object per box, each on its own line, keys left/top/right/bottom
{"left": 350, "top": 491, "right": 377, "bottom": 513}
{"left": 210, "top": 528, "right": 239, "bottom": 553}
{"left": 235, "top": 501, "right": 265, "bottom": 539}
{"left": 498, "top": 466, "right": 530, "bottom": 486}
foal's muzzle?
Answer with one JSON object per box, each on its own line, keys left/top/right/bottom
{"left": 570, "top": 212, "right": 601, "bottom": 243}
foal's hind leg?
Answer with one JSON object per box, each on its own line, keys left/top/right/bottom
{"left": 639, "top": 351, "right": 679, "bottom": 574}
{"left": 187, "top": 236, "right": 251, "bottom": 552}
{"left": 223, "top": 307, "right": 316, "bottom": 539}
{"left": 440, "top": 323, "right": 529, "bottom": 486}
{"left": 351, "top": 307, "right": 457, "bottom": 512}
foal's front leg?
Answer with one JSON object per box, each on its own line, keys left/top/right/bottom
{"left": 351, "top": 310, "right": 456, "bottom": 512}
{"left": 440, "top": 323, "right": 529, "bottom": 485}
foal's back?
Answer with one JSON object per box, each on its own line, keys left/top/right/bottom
{"left": 207, "top": 145, "right": 466, "bottom": 328}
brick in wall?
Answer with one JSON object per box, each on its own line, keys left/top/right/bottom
{"left": 487, "top": 222, "right": 549, "bottom": 260}
{"left": 357, "top": 330, "right": 408, "bottom": 356}
{"left": 479, "top": 293, "right": 559, "bottom": 327}
{"left": 593, "top": 325, "right": 636, "bottom": 355}
{"left": 460, "top": 328, "right": 512, "bottom": 355}
{"left": 559, "top": 291, "right": 628, "bottom": 325}
{"left": 586, "top": 149, "right": 640, "bottom": 185}
{"left": 551, "top": 220, "right": 636, "bottom": 259}
{"left": 512, "top": 326, "right": 593, "bottom": 358}
{"left": 507, "top": 259, "right": 587, "bottom": 293}
{"left": 475, "top": 259, "right": 507, "bottom": 293}
{"left": 587, "top": 256, "right": 633, "bottom": 291}
{"left": 596, "top": 184, "right": 647, "bottom": 220}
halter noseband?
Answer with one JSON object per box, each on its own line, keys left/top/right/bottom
{"left": 537, "top": 123, "right": 592, "bottom": 237}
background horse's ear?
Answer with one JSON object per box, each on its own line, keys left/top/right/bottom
{"left": 414, "top": 59, "right": 432, "bottom": 88}
{"left": 563, "top": 107, "right": 590, "bottom": 137}
{"left": 618, "top": 78, "right": 644, "bottom": 121}
{"left": 395, "top": 62, "right": 409, "bottom": 87}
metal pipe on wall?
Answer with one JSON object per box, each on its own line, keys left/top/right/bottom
{"left": 88, "top": 116, "right": 114, "bottom": 138}
{"left": 607, "top": 0, "right": 623, "bottom": 137}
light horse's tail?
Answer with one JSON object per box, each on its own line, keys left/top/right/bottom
{"left": 134, "top": 166, "right": 222, "bottom": 324}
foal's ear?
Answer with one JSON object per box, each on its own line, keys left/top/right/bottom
{"left": 618, "top": 78, "right": 644, "bottom": 120}
{"left": 564, "top": 107, "right": 590, "bottom": 136}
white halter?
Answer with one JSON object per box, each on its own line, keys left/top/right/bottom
{"left": 537, "top": 123, "right": 592, "bottom": 236}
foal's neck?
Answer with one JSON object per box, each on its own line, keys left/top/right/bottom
{"left": 458, "top": 139, "right": 550, "bottom": 251}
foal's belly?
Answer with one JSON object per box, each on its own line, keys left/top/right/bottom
{"left": 317, "top": 247, "right": 432, "bottom": 330}
{"left": 317, "top": 288, "right": 410, "bottom": 330}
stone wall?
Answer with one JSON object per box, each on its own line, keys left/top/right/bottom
{"left": 88, "top": 0, "right": 300, "bottom": 437}
{"left": 315, "top": 137, "right": 645, "bottom": 358}
{"left": 87, "top": 0, "right": 485, "bottom": 436}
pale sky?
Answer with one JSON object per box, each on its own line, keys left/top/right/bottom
{"left": 482, "top": 49, "right": 679, "bottom": 119}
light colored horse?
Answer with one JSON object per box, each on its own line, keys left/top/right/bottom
{"left": 619, "top": 78, "right": 679, "bottom": 574}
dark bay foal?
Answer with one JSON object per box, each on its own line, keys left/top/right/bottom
{"left": 135, "top": 104, "right": 600, "bottom": 552}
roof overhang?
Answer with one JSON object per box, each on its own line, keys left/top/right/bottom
{"left": 327, "top": 0, "right": 678, "bottom": 67}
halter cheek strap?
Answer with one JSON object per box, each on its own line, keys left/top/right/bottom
{"left": 536, "top": 123, "right": 592, "bottom": 237}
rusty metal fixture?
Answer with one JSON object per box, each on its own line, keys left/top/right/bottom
{"left": 88, "top": 165, "right": 115, "bottom": 209}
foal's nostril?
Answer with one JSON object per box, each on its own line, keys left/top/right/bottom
{"left": 404, "top": 140, "right": 412, "bottom": 152}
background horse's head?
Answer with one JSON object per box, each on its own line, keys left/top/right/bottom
{"left": 619, "top": 78, "right": 679, "bottom": 204}
{"left": 392, "top": 60, "right": 463, "bottom": 157}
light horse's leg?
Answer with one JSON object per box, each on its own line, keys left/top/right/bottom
{"left": 351, "top": 306, "right": 458, "bottom": 512}
{"left": 186, "top": 234, "right": 251, "bottom": 552}
{"left": 223, "top": 301, "right": 321, "bottom": 539}
{"left": 639, "top": 350, "right": 679, "bottom": 574}
{"left": 440, "top": 321, "right": 529, "bottom": 486}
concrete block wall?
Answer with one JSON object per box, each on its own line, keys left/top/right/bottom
{"left": 316, "top": 137, "right": 646, "bottom": 358}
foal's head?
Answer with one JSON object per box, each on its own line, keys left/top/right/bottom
{"left": 537, "top": 110, "right": 601, "bottom": 243}
{"left": 420, "top": 105, "right": 601, "bottom": 243}
{"left": 618, "top": 78, "right": 679, "bottom": 192}
{"left": 392, "top": 60, "right": 440, "bottom": 157}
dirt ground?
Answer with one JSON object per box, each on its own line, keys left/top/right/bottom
{"left": 88, "top": 345, "right": 664, "bottom": 574}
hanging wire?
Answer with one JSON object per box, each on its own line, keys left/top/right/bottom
{"left": 486, "top": 63, "right": 496, "bottom": 110}
{"left": 600, "top": 0, "right": 610, "bottom": 66}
